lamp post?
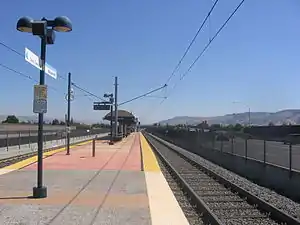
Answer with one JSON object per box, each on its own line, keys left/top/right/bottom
{"left": 17, "top": 16, "right": 72, "bottom": 198}
{"left": 232, "top": 101, "right": 251, "bottom": 126}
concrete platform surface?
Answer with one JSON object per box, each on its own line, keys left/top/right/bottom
{"left": 0, "top": 133, "right": 151, "bottom": 225}
{"left": 0, "top": 132, "right": 189, "bottom": 225}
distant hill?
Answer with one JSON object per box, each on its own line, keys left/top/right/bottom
{"left": 158, "top": 109, "right": 300, "bottom": 126}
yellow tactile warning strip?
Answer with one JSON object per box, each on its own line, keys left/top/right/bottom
{"left": 144, "top": 172, "right": 190, "bottom": 225}
{"left": 140, "top": 132, "right": 190, "bottom": 224}
{"left": 139, "top": 133, "right": 160, "bottom": 172}
{"left": 0, "top": 140, "right": 92, "bottom": 175}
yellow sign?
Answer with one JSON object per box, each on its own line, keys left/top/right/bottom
{"left": 34, "top": 85, "right": 47, "bottom": 100}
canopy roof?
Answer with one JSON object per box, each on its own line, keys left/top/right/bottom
{"left": 103, "top": 110, "right": 136, "bottom": 124}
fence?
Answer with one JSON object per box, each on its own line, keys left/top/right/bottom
{"left": 147, "top": 127, "right": 300, "bottom": 172}
{"left": 0, "top": 128, "right": 109, "bottom": 150}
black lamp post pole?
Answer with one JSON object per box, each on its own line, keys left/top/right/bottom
{"left": 17, "top": 15, "right": 72, "bottom": 199}
{"left": 33, "top": 33, "right": 47, "bottom": 198}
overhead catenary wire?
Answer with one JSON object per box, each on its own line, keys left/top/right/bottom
{"left": 0, "top": 39, "right": 167, "bottom": 106}
{"left": 180, "top": 0, "right": 245, "bottom": 81}
{"left": 0, "top": 62, "right": 37, "bottom": 81}
{"left": 144, "top": 95, "right": 167, "bottom": 99}
{"left": 118, "top": 84, "right": 167, "bottom": 106}
{"left": 0, "top": 42, "right": 24, "bottom": 57}
{"left": 0, "top": 62, "right": 63, "bottom": 93}
{"left": 165, "top": 0, "right": 220, "bottom": 84}
{"left": 0, "top": 59, "right": 99, "bottom": 104}
{"left": 0, "top": 41, "right": 68, "bottom": 81}
{"left": 71, "top": 82, "right": 106, "bottom": 101}
{"left": 0, "top": 40, "right": 104, "bottom": 100}
{"left": 161, "top": 0, "right": 246, "bottom": 106}
{"left": 146, "top": 0, "right": 221, "bottom": 121}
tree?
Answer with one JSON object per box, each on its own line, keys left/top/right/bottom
{"left": 91, "top": 123, "right": 102, "bottom": 128}
{"left": 210, "top": 124, "right": 221, "bottom": 130}
{"left": 2, "top": 115, "right": 19, "bottom": 124}
{"left": 59, "top": 121, "right": 66, "bottom": 125}
{"left": 268, "top": 122, "right": 275, "bottom": 126}
{"left": 196, "top": 121, "right": 209, "bottom": 129}
{"left": 51, "top": 119, "right": 59, "bottom": 125}
{"left": 233, "top": 123, "right": 243, "bottom": 131}
{"left": 226, "top": 124, "right": 234, "bottom": 130}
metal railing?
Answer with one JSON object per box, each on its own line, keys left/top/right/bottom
{"left": 0, "top": 129, "right": 108, "bottom": 151}
{"left": 148, "top": 128, "right": 300, "bottom": 173}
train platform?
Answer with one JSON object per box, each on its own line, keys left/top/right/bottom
{"left": 0, "top": 132, "right": 189, "bottom": 225}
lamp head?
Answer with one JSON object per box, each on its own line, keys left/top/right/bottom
{"left": 16, "top": 16, "right": 33, "bottom": 33}
{"left": 53, "top": 16, "right": 72, "bottom": 32}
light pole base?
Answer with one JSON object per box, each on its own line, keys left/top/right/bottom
{"left": 33, "top": 186, "right": 47, "bottom": 198}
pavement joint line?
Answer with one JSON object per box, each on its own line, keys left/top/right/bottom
{"left": 45, "top": 138, "right": 126, "bottom": 225}
{"left": 0, "top": 139, "right": 93, "bottom": 175}
{"left": 88, "top": 133, "right": 137, "bottom": 225}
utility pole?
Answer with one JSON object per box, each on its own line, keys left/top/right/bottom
{"left": 66, "top": 72, "right": 71, "bottom": 155}
{"left": 114, "top": 76, "right": 118, "bottom": 139}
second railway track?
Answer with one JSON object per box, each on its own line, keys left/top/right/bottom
{"left": 144, "top": 132, "right": 300, "bottom": 225}
{"left": 0, "top": 146, "right": 57, "bottom": 168}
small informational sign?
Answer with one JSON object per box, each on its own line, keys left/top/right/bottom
{"left": 45, "top": 63, "right": 57, "bottom": 79}
{"left": 25, "top": 47, "right": 40, "bottom": 70}
{"left": 33, "top": 85, "right": 48, "bottom": 114}
{"left": 25, "top": 48, "right": 57, "bottom": 79}
{"left": 93, "top": 102, "right": 111, "bottom": 110}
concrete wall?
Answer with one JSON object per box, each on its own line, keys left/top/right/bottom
{"left": 151, "top": 132, "right": 300, "bottom": 202}
{"left": 195, "top": 146, "right": 300, "bottom": 201}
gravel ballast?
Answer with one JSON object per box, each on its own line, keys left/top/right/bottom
{"left": 151, "top": 133, "right": 300, "bottom": 220}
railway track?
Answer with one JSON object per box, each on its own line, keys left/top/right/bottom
{"left": 0, "top": 146, "right": 56, "bottom": 168}
{"left": 144, "top": 132, "right": 300, "bottom": 225}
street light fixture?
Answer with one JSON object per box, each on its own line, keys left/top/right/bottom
{"left": 17, "top": 16, "right": 72, "bottom": 199}
{"left": 232, "top": 101, "right": 251, "bottom": 126}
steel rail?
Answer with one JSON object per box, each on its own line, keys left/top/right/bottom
{"left": 144, "top": 132, "right": 300, "bottom": 225}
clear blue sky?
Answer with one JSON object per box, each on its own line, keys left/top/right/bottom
{"left": 0, "top": 0, "right": 300, "bottom": 124}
